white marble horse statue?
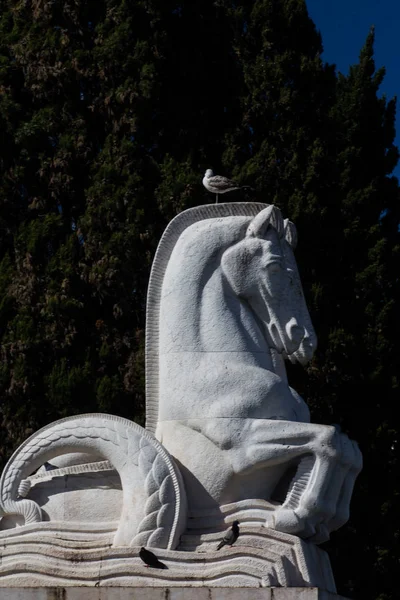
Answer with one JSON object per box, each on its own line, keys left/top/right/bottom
{"left": 146, "top": 203, "right": 362, "bottom": 544}
{"left": 0, "top": 202, "right": 361, "bottom": 562}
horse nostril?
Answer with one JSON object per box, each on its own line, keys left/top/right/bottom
{"left": 285, "top": 319, "right": 304, "bottom": 345}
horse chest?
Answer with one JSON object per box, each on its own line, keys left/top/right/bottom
{"left": 159, "top": 352, "right": 302, "bottom": 421}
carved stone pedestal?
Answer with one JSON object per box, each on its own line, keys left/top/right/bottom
{"left": 0, "top": 521, "right": 335, "bottom": 590}
{"left": 0, "top": 588, "right": 352, "bottom": 600}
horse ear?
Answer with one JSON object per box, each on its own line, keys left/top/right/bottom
{"left": 284, "top": 219, "right": 298, "bottom": 249}
{"left": 246, "top": 205, "right": 284, "bottom": 238}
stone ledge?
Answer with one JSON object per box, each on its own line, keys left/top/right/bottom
{"left": 0, "top": 524, "right": 336, "bottom": 591}
{"left": 0, "top": 588, "right": 351, "bottom": 600}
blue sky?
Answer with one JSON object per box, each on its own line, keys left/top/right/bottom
{"left": 306, "top": 0, "right": 400, "bottom": 178}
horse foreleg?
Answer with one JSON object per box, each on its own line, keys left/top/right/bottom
{"left": 326, "top": 435, "right": 363, "bottom": 534}
{"left": 227, "top": 419, "right": 361, "bottom": 543}
{"left": 288, "top": 430, "right": 362, "bottom": 543}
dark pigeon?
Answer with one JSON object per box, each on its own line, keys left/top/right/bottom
{"left": 217, "top": 520, "right": 240, "bottom": 550}
{"left": 139, "top": 547, "right": 167, "bottom": 569}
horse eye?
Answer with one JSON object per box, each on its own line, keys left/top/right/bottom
{"left": 267, "top": 263, "right": 281, "bottom": 274}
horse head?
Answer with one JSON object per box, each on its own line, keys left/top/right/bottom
{"left": 221, "top": 205, "right": 316, "bottom": 365}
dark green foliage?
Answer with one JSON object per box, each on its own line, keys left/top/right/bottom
{"left": 0, "top": 2, "right": 399, "bottom": 598}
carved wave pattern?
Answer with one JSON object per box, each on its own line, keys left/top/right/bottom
{"left": 0, "top": 521, "right": 335, "bottom": 591}
{"left": 186, "top": 498, "right": 279, "bottom": 532}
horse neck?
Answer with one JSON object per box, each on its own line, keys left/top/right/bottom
{"left": 159, "top": 228, "right": 271, "bottom": 357}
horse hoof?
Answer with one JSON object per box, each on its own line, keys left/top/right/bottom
{"left": 269, "top": 508, "right": 302, "bottom": 535}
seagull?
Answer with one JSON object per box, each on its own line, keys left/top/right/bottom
{"left": 139, "top": 547, "right": 167, "bottom": 569}
{"left": 202, "top": 169, "right": 242, "bottom": 203}
{"left": 217, "top": 520, "right": 240, "bottom": 550}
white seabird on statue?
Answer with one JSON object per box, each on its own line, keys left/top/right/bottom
{"left": 202, "top": 168, "right": 242, "bottom": 202}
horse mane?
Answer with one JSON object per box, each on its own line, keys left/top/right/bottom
{"left": 145, "top": 202, "right": 268, "bottom": 433}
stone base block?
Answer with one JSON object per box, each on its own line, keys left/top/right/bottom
{"left": 0, "top": 588, "right": 351, "bottom": 600}
{"left": 0, "top": 522, "right": 336, "bottom": 591}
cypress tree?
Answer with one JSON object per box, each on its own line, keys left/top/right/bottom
{"left": 310, "top": 31, "right": 400, "bottom": 600}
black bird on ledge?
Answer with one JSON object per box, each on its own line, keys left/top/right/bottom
{"left": 217, "top": 520, "right": 240, "bottom": 550}
{"left": 139, "top": 547, "right": 168, "bottom": 569}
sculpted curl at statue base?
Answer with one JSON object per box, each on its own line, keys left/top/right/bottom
{"left": 0, "top": 203, "right": 362, "bottom": 590}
